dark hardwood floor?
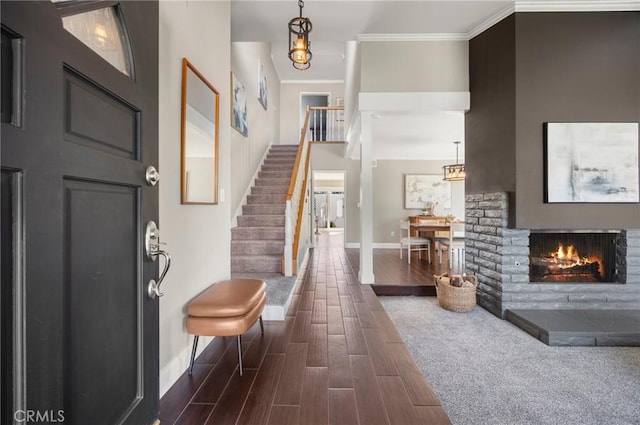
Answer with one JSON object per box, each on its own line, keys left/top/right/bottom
{"left": 346, "top": 245, "right": 463, "bottom": 296}
{"left": 159, "top": 234, "right": 452, "bottom": 425}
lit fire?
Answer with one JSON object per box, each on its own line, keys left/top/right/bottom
{"left": 549, "top": 244, "right": 597, "bottom": 268}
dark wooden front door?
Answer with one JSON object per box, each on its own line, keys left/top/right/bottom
{"left": 1, "top": 1, "right": 159, "bottom": 424}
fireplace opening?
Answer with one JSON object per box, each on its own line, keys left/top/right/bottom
{"left": 529, "top": 232, "right": 618, "bottom": 283}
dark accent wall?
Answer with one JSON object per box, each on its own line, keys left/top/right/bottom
{"left": 515, "top": 12, "right": 640, "bottom": 229}
{"left": 468, "top": 11, "right": 640, "bottom": 230}
{"left": 466, "top": 15, "right": 516, "bottom": 196}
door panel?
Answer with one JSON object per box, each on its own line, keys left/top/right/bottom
{"left": 64, "top": 180, "right": 139, "bottom": 425}
{"left": 64, "top": 68, "right": 139, "bottom": 159}
{"left": 1, "top": 2, "right": 159, "bottom": 424}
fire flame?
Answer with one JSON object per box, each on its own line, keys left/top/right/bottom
{"left": 551, "top": 243, "right": 594, "bottom": 267}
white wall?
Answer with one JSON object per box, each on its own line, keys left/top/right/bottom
{"left": 343, "top": 41, "right": 361, "bottom": 150}
{"left": 360, "top": 40, "right": 469, "bottom": 92}
{"left": 344, "top": 41, "right": 360, "bottom": 129}
{"left": 158, "top": 0, "right": 231, "bottom": 397}
{"left": 279, "top": 82, "right": 345, "bottom": 145}
{"left": 230, "top": 42, "right": 280, "bottom": 212}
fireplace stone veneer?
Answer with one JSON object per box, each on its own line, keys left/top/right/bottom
{"left": 465, "top": 192, "right": 640, "bottom": 318}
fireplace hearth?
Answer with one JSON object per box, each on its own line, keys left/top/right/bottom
{"left": 529, "top": 232, "right": 618, "bottom": 283}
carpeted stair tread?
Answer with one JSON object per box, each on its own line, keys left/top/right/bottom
{"left": 251, "top": 186, "right": 288, "bottom": 195}
{"left": 231, "top": 226, "right": 285, "bottom": 240}
{"left": 259, "top": 170, "right": 291, "bottom": 179}
{"left": 262, "top": 162, "right": 293, "bottom": 172}
{"left": 255, "top": 177, "right": 290, "bottom": 186}
{"left": 231, "top": 240, "right": 284, "bottom": 255}
{"left": 231, "top": 255, "right": 281, "bottom": 273}
{"left": 242, "top": 204, "right": 286, "bottom": 215}
{"left": 263, "top": 159, "right": 295, "bottom": 163}
{"left": 237, "top": 215, "right": 285, "bottom": 227}
{"left": 247, "top": 194, "right": 286, "bottom": 204}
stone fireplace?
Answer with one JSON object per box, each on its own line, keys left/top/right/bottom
{"left": 465, "top": 192, "right": 640, "bottom": 318}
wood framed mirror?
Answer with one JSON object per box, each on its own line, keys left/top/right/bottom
{"left": 181, "top": 58, "right": 219, "bottom": 204}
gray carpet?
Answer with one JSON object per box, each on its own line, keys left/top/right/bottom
{"left": 230, "top": 272, "right": 297, "bottom": 306}
{"left": 379, "top": 296, "right": 640, "bottom": 425}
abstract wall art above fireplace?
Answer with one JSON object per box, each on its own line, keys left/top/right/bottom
{"left": 544, "top": 122, "right": 639, "bottom": 203}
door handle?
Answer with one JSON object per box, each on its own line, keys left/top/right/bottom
{"left": 148, "top": 250, "right": 171, "bottom": 299}
{"left": 145, "top": 220, "right": 171, "bottom": 299}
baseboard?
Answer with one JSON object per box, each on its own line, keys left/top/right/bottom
{"left": 262, "top": 304, "right": 286, "bottom": 321}
{"left": 344, "top": 242, "right": 401, "bottom": 249}
{"left": 374, "top": 243, "right": 399, "bottom": 249}
{"left": 159, "top": 334, "right": 214, "bottom": 398}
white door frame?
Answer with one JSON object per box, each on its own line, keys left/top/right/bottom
{"left": 310, "top": 169, "right": 346, "bottom": 247}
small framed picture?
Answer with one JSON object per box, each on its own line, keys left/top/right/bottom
{"left": 258, "top": 60, "right": 267, "bottom": 110}
{"left": 231, "top": 72, "right": 248, "bottom": 137}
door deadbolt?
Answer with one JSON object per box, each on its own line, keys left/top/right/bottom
{"left": 145, "top": 165, "right": 160, "bottom": 186}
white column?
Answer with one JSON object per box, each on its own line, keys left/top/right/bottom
{"left": 358, "top": 112, "right": 375, "bottom": 284}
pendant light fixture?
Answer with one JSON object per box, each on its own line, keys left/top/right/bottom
{"left": 288, "top": 0, "right": 312, "bottom": 70}
{"left": 443, "top": 141, "right": 466, "bottom": 181}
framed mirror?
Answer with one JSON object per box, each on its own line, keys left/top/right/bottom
{"left": 181, "top": 58, "right": 219, "bottom": 204}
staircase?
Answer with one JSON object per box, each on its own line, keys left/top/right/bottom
{"left": 231, "top": 145, "right": 299, "bottom": 273}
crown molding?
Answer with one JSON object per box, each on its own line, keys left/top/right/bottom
{"left": 357, "top": 33, "right": 468, "bottom": 42}
{"left": 467, "top": 1, "right": 638, "bottom": 39}
{"left": 515, "top": 0, "right": 640, "bottom": 12}
{"left": 467, "top": 4, "right": 515, "bottom": 40}
{"left": 353, "top": 2, "right": 637, "bottom": 45}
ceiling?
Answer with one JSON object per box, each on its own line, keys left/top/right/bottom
{"left": 231, "top": 0, "right": 512, "bottom": 81}
{"left": 230, "top": 0, "right": 514, "bottom": 160}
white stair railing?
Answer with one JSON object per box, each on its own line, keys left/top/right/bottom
{"left": 306, "top": 107, "right": 345, "bottom": 142}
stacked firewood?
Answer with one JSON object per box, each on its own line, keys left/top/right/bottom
{"left": 449, "top": 274, "right": 476, "bottom": 288}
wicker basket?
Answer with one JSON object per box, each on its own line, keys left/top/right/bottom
{"left": 433, "top": 273, "right": 478, "bottom": 313}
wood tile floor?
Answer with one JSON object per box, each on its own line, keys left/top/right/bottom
{"left": 346, "top": 248, "right": 460, "bottom": 296}
{"left": 159, "top": 234, "right": 452, "bottom": 425}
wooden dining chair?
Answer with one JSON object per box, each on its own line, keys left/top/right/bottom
{"left": 399, "top": 220, "right": 431, "bottom": 264}
{"left": 436, "top": 222, "right": 465, "bottom": 268}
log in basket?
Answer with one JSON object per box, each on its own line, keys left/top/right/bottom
{"left": 434, "top": 273, "right": 478, "bottom": 313}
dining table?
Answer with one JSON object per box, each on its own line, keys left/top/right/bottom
{"left": 408, "top": 216, "right": 452, "bottom": 264}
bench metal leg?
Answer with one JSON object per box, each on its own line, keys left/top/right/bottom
{"left": 259, "top": 315, "right": 264, "bottom": 335}
{"left": 188, "top": 335, "right": 199, "bottom": 375}
{"left": 237, "top": 335, "right": 243, "bottom": 376}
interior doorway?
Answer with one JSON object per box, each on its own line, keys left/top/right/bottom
{"left": 300, "top": 93, "right": 329, "bottom": 141}
{"left": 311, "top": 171, "right": 345, "bottom": 244}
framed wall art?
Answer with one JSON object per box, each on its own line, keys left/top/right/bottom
{"left": 258, "top": 60, "right": 267, "bottom": 110}
{"left": 404, "top": 174, "right": 452, "bottom": 210}
{"left": 544, "top": 122, "right": 639, "bottom": 203}
{"left": 231, "top": 72, "right": 248, "bottom": 136}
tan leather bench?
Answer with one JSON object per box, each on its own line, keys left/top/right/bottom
{"left": 186, "top": 279, "right": 266, "bottom": 376}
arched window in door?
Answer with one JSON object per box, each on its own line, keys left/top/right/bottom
{"left": 52, "top": 0, "right": 134, "bottom": 77}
